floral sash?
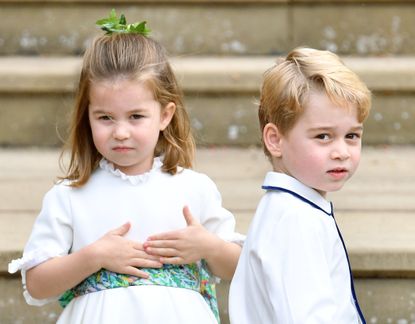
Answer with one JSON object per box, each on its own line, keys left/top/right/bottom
{"left": 59, "top": 261, "right": 219, "bottom": 323}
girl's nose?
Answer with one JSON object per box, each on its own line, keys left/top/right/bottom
{"left": 113, "top": 122, "right": 130, "bottom": 140}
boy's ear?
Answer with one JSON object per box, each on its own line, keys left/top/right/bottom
{"left": 160, "top": 102, "right": 176, "bottom": 131}
{"left": 263, "top": 123, "right": 283, "bottom": 157}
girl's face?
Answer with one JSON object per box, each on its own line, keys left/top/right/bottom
{"left": 275, "top": 91, "right": 363, "bottom": 196}
{"left": 89, "top": 79, "right": 175, "bottom": 175}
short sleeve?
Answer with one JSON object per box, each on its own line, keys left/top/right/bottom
{"left": 196, "top": 174, "right": 245, "bottom": 246}
{"left": 8, "top": 183, "right": 73, "bottom": 305}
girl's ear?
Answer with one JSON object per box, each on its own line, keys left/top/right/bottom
{"left": 263, "top": 123, "right": 283, "bottom": 157}
{"left": 160, "top": 102, "right": 176, "bottom": 131}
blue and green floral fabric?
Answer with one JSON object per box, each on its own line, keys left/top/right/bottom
{"left": 59, "top": 261, "right": 219, "bottom": 323}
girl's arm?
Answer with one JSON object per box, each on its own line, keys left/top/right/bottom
{"left": 144, "top": 206, "right": 241, "bottom": 280}
{"left": 26, "top": 222, "right": 162, "bottom": 299}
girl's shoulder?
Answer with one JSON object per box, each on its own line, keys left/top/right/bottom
{"left": 173, "top": 167, "right": 217, "bottom": 188}
{"left": 36, "top": 180, "right": 76, "bottom": 214}
{"left": 43, "top": 179, "right": 77, "bottom": 199}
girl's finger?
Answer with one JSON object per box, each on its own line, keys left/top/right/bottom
{"left": 147, "top": 231, "right": 180, "bottom": 241}
{"left": 135, "top": 250, "right": 162, "bottom": 261}
{"left": 131, "top": 258, "right": 162, "bottom": 268}
{"left": 125, "top": 266, "right": 150, "bottom": 279}
{"left": 110, "top": 222, "right": 131, "bottom": 236}
{"left": 144, "top": 239, "right": 177, "bottom": 249}
{"left": 160, "top": 256, "right": 184, "bottom": 265}
{"left": 182, "top": 206, "right": 196, "bottom": 226}
{"left": 145, "top": 247, "right": 179, "bottom": 257}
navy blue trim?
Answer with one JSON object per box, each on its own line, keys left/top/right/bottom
{"left": 263, "top": 185, "right": 366, "bottom": 323}
{"left": 332, "top": 207, "right": 366, "bottom": 324}
{"left": 261, "top": 185, "right": 332, "bottom": 216}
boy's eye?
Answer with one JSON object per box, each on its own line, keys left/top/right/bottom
{"left": 316, "top": 134, "right": 330, "bottom": 140}
{"left": 346, "top": 133, "right": 361, "bottom": 140}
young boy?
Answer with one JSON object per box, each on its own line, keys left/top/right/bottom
{"left": 229, "top": 48, "right": 371, "bottom": 324}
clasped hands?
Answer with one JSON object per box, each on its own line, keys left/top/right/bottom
{"left": 96, "top": 206, "right": 215, "bottom": 279}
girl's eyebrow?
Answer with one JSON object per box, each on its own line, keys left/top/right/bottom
{"left": 90, "top": 108, "right": 146, "bottom": 114}
{"left": 90, "top": 109, "right": 107, "bottom": 114}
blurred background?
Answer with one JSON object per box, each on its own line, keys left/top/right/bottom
{"left": 0, "top": 1, "right": 414, "bottom": 323}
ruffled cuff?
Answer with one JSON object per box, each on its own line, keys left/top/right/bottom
{"left": 8, "top": 248, "right": 63, "bottom": 274}
{"left": 20, "top": 269, "right": 59, "bottom": 306}
{"left": 9, "top": 249, "right": 64, "bottom": 306}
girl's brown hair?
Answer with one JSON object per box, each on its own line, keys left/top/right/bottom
{"left": 60, "top": 33, "right": 195, "bottom": 187}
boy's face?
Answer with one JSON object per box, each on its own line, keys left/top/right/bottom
{"left": 276, "top": 91, "right": 363, "bottom": 196}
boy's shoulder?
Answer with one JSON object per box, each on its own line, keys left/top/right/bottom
{"left": 261, "top": 190, "right": 331, "bottom": 224}
{"left": 250, "top": 190, "right": 337, "bottom": 251}
{"left": 262, "top": 172, "right": 332, "bottom": 214}
{"left": 257, "top": 172, "right": 334, "bottom": 229}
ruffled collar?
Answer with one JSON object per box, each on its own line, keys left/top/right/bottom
{"left": 99, "top": 157, "right": 163, "bottom": 185}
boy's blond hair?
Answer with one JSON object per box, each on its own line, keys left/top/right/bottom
{"left": 258, "top": 47, "right": 371, "bottom": 158}
{"left": 61, "top": 33, "right": 195, "bottom": 187}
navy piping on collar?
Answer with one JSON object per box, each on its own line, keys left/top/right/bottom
{"left": 261, "top": 185, "right": 332, "bottom": 216}
{"left": 262, "top": 185, "right": 367, "bottom": 324}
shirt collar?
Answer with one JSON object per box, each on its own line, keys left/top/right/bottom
{"left": 262, "top": 171, "right": 333, "bottom": 216}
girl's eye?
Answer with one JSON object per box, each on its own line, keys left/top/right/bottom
{"left": 98, "top": 115, "right": 111, "bottom": 121}
{"left": 131, "top": 114, "right": 143, "bottom": 120}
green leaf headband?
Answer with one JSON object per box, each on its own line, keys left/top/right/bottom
{"left": 96, "top": 9, "right": 151, "bottom": 36}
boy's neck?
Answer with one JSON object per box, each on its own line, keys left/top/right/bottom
{"left": 271, "top": 164, "right": 328, "bottom": 198}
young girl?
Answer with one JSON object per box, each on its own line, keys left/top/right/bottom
{"left": 9, "top": 11, "right": 242, "bottom": 324}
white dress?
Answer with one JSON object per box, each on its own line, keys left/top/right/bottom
{"left": 9, "top": 157, "right": 243, "bottom": 324}
{"left": 229, "top": 172, "right": 365, "bottom": 324}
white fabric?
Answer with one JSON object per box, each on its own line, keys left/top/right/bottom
{"left": 9, "top": 157, "right": 243, "bottom": 324}
{"left": 229, "top": 172, "right": 361, "bottom": 324}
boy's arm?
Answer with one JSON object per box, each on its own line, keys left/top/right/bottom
{"left": 144, "top": 206, "right": 242, "bottom": 280}
{"left": 26, "top": 223, "right": 162, "bottom": 299}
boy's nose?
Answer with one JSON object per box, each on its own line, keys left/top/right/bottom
{"left": 330, "top": 141, "right": 351, "bottom": 160}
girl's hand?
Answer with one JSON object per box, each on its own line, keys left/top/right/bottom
{"left": 143, "top": 206, "right": 217, "bottom": 264}
{"left": 92, "top": 222, "right": 162, "bottom": 278}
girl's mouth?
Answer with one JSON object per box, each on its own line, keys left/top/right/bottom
{"left": 113, "top": 146, "right": 133, "bottom": 152}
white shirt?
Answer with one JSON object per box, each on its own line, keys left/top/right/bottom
{"left": 9, "top": 158, "right": 244, "bottom": 324}
{"left": 229, "top": 172, "right": 364, "bottom": 324}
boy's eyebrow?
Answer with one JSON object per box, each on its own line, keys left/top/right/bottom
{"left": 308, "top": 125, "right": 364, "bottom": 132}
{"left": 350, "top": 125, "right": 364, "bottom": 132}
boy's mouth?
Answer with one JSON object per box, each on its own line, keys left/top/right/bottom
{"left": 328, "top": 167, "right": 347, "bottom": 172}
{"left": 327, "top": 168, "right": 348, "bottom": 179}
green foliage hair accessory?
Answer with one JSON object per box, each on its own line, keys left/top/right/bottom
{"left": 96, "top": 9, "right": 151, "bottom": 36}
